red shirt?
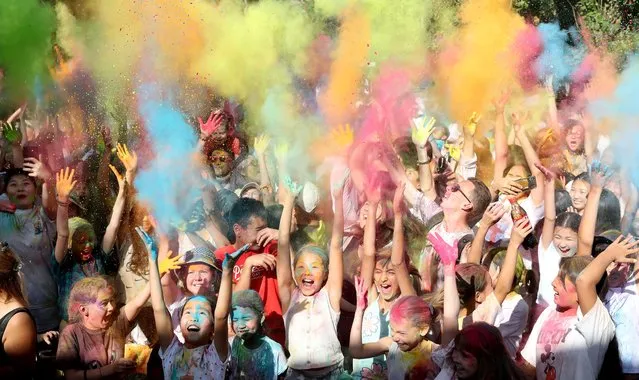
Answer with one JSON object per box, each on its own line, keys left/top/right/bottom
{"left": 214, "top": 241, "right": 285, "bottom": 347}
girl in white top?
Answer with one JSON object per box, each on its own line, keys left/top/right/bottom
{"left": 536, "top": 164, "right": 582, "bottom": 310}
{"left": 351, "top": 183, "right": 417, "bottom": 379}
{"left": 277, "top": 178, "right": 345, "bottom": 378}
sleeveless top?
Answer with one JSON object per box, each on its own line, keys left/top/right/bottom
{"left": 0, "top": 307, "right": 34, "bottom": 364}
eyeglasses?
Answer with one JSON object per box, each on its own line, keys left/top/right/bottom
{"left": 450, "top": 184, "right": 472, "bottom": 206}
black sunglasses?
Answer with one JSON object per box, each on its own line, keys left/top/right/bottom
{"left": 450, "top": 184, "right": 472, "bottom": 205}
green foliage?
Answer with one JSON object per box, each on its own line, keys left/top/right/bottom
{"left": 512, "top": 0, "right": 557, "bottom": 22}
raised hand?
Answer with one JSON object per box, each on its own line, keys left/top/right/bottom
{"left": 254, "top": 134, "right": 271, "bottom": 156}
{"left": 364, "top": 171, "right": 382, "bottom": 204}
{"left": 393, "top": 182, "right": 406, "bottom": 214}
{"left": 136, "top": 227, "right": 158, "bottom": 261}
{"left": 274, "top": 142, "right": 289, "bottom": 164}
{"left": 481, "top": 202, "right": 507, "bottom": 227}
{"left": 283, "top": 175, "right": 303, "bottom": 199}
{"left": 428, "top": 232, "right": 458, "bottom": 267}
{"left": 603, "top": 235, "right": 639, "bottom": 264}
{"left": 445, "top": 143, "right": 461, "bottom": 162}
{"left": 510, "top": 112, "right": 529, "bottom": 133}
{"left": 23, "top": 155, "right": 52, "bottom": 182}
{"left": 109, "top": 164, "right": 126, "bottom": 191}
{"left": 464, "top": 112, "right": 481, "bottom": 137}
{"left": 55, "top": 167, "right": 77, "bottom": 203}
{"left": 511, "top": 217, "right": 533, "bottom": 246}
{"left": 198, "top": 111, "right": 225, "bottom": 137}
{"left": 256, "top": 228, "right": 278, "bottom": 247}
{"left": 495, "top": 176, "right": 524, "bottom": 197}
{"left": 158, "top": 251, "right": 185, "bottom": 275}
{"left": 115, "top": 143, "right": 138, "bottom": 173}
{"left": 411, "top": 116, "right": 436, "bottom": 148}
{"left": 493, "top": 88, "right": 511, "bottom": 111}
{"left": 330, "top": 124, "right": 354, "bottom": 150}
{"left": 354, "top": 275, "right": 368, "bottom": 310}
{"left": 2, "top": 122, "right": 22, "bottom": 145}
{"left": 223, "top": 244, "right": 250, "bottom": 270}
{"left": 590, "top": 160, "right": 613, "bottom": 189}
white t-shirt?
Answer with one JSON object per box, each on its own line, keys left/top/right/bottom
{"left": 536, "top": 241, "right": 563, "bottom": 309}
{"left": 521, "top": 299, "right": 615, "bottom": 380}
{"left": 605, "top": 284, "right": 639, "bottom": 374}
{"left": 494, "top": 293, "right": 529, "bottom": 358}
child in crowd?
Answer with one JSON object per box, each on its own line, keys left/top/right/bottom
{"left": 53, "top": 144, "right": 134, "bottom": 323}
{"left": 229, "top": 289, "right": 287, "bottom": 379}
{"left": 145, "top": 226, "right": 248, "bottom": 380}
{"left": 55, "top": 275, "right": 150, "bottom": 379}
{"left": 277, "top": 177, "right": 345, "bottom": 378}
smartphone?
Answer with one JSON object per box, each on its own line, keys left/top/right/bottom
{"left": 23, "top": 145, "right": 40, "bottom": 160}
{"left": 514, "top": 175, "right": 537, "bottom": 191}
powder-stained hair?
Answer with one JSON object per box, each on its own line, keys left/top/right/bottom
{"left": 67, "top": 276, "right": 113, "bottom": 324}
{"left": 389, "top": 295, "right": 432, "bottom": 330}
{"left": 232, "top": 289, "right": 264, "bottom": 317}
{"left": 293, "top": 244, "right": 329, "bottom": 272}
{"left": 455, "top": 263, "right": 489, "bottom": 305}
{"left": 558, "top": 256, "right": 593, "bottom": 285}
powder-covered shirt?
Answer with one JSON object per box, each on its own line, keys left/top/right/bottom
{"left": 229, "top": 335, "right": 287, "bottom": 380}
{"left": 521, "top": 299, "right": 615, "bottom": 380}
{"left": 56, "top": 311, "right": 131, "bottom": 372}
{"left": 536, "top": 240, "right": 564, "bottom": 309}
{"left": 0, "top": 204, "right": 59, "bottom": 332}
{"left": 52, "top": 247, "right": 118, "bottom": 321}
{"left": 605, "top": 283, "right": 639, "bottom": 374}
{"left": 159, "top": 336, "right": 228, "bottom": 380}
{"left": 352, "top": 297, "right": 390, "bottom": 379}
{"left": 284, "top": 287, "right": 343, "bottom": 371}
{"left": 387, "top": 340, "right": 437, "bottom": 380}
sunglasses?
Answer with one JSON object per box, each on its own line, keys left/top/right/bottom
{"left": 450, "top": 184, "right": 472, "bottom": 206}
{"left": 209, "top": 155, "right": 230, "bottom": 163}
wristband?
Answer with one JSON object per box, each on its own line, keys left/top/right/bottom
{"left": 417, "top": 160, "right": 431, "bottom": 166}
{"left": 57, "top": 199, "right": 70, "bottom": 207}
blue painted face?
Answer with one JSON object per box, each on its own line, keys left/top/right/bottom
{"left": 180, "top": 296, "right": 214, "bottom": 345}
{"left": 231, "top": 306, "right": 261, "bottom": 340}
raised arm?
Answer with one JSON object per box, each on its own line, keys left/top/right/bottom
{"left": 142, "top": 228, "right": 173, "bottom": 351}
{"left": 23, "top": 155, "right": 56, "bottom": 219}
{"left": 428, "top": 233, "right": 460, "bottom": 346}
{"left": 101, "top": 165, "right": 127, "bottom": 253}
{"left": 327, "top": 180, "right": 345, "bottom": 311}
{"left": 349, "top": 275, "right": 393, "bottom": 359}
{"left": 411, "top": 117, "right": 437, "bottom": 202}
{"left": 54, "top": 168, "right": 77, "bottom": 264}
{"left": 254, "top": 134, "right": 275, "bottom": 205}
{"left": 577, "top": 162, "right": 611, "bottom": 256}
{"left": 461, "top": 113, "right": 479, "bottom": 163}
{"left": 511, "top": 113, "right": 544, "bottom": 205}
{"left": 392, "top": 183, "right": 415, "bottom": 296}
{"left": 468, "top": 202, "right": 506, "bottom": 264}
{"left": 577, "top": 235, "right": 639, "bottom": 314}
{"left": 215, "top": 245, "right": 249, "bottom": 361}
{"left": 537, "top": 163, "right": 556, "bottom": 249}
{"left": 492, "top": 91, "right": 510, "bottom": 198}
{"left": 494, "top": 218, "right": 532, "bottom": 304}
{"left": 276, "top": 177, "right": 300, "bottom": 313}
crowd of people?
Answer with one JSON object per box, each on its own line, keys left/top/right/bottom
{"left": 0, "top": 82, "right": 636, "bottom": 380}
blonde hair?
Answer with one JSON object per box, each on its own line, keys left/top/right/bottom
{"left": 67, "top": 276, "right": 113, "bottom": 323}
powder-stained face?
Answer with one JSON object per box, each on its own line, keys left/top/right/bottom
{"left": 553, "top": 227, "right": 578, "bottom": 257}
{"left": 294, "top": 251, "right": 326, "bottom": 296}
{"left": 389, "top": 316, "right": 426, "bottom": 352}
{"left": 231, "top": 306, "right": 261, "bottom": 340}
{"left": 5, "top": 175, "right": 36, "bottom": 209}
{"left": 552, "top": 275, "right": 578, "bottom": 309}
{"left": 180, "top": 297, "right": 214, "bottom": 346}
{"left": 209, "top": 149, "right": 233, "bottom": 177}
{"left": 84, "top": 287, "right": 116, "bottom": 330}
{"left": 374, "top": 260, "right": 400, "bottom": 302}
{"left": 71, "top": 229, "right": 96, "bottom": 262}
{"left": 451, "top": 347, "right": 478, "bottom": 379}
{"left": 565, "top": 125, "right": 584, "bottom": 153}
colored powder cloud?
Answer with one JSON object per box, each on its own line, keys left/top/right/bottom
{"left": 513, "top": 24, "right": 543, "bottom": 92}
{"left": 135, "top": 83, "right": 202, "bottom": 230}
{"left": 319, "top": 8, "right": 370, "bottom": 126}
{"left": 0, "top": 0, "right": 56, "bottom": 101}
{"left": 535, "top": 23, "right": 586, "bottom": 91}
{"left": 436, "top": 0, "right": 525, "bottom": 123}
{"left": 193, "top": 0, "right": 315, "bottom": 123}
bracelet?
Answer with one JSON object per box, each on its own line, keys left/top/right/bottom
{"left": 417, "top": 160, "right": 431, "bottom": 166}
{"left": 57, "top": 199, "right": 70, "bottom": 207}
